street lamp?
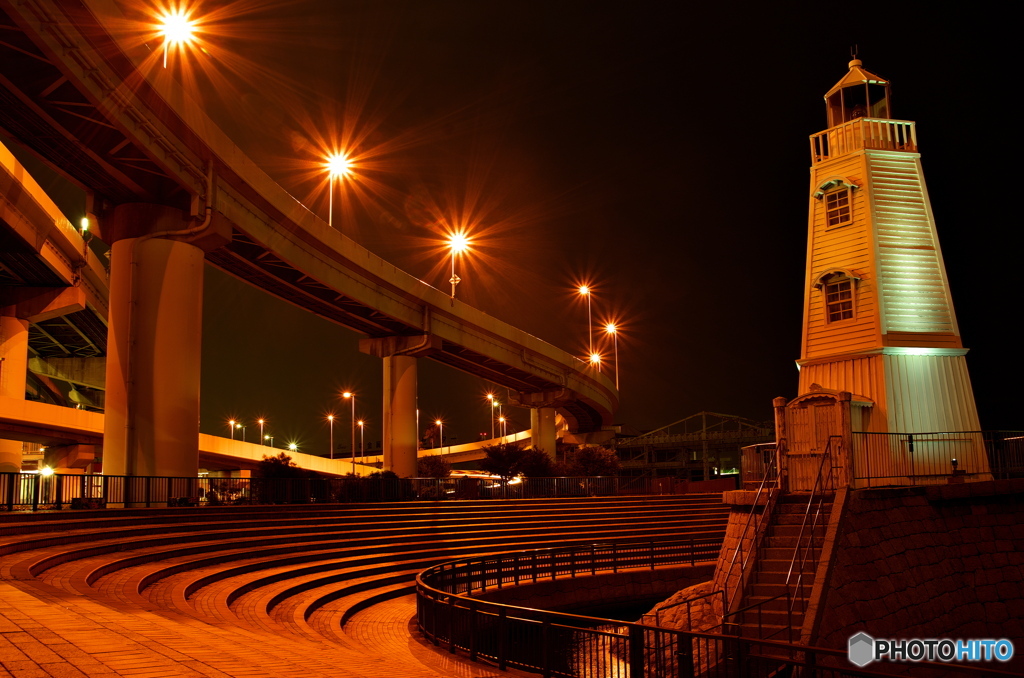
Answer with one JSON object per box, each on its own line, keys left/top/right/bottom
{"left": 447, "top": 232, "right": 470, "bottom": 300}
{"left": 435, "top": 419, "right": 445, "bottom": 455}
{"left": 157, "top": 9, "right": 195, "bottom": 68}
{"left": 265, "top": 434, "right": 274, "bottom": 448}
{"left": 288, "top": 442, "right": 297, "bottom": 453}
{"left": 357, "top": 420, "right": 365, "bottom": 459}
{"left": 236, "top": 422, "right": 245, "bottom": 442}
{"left": 258, "top": 419, "right": 266, "bottom": 445}
{"left": 343, "top": 391, "right": 356, "bottom": 474}
{"left": 578, "top": 285, "right": 593, "bottom": 355}
{"left": 485, "top": 394, "right": 496, "bottom": 439}
{"left": 605, "top": 323, "right": 619, "bottom": 390}
{"left": 228, "top": 419, "right": 236, "bottom": 440}
{"left": 589, "top": 352, "right": 602, "bottom": 373}
{"left": 327, "top": 414, "right": 335, "bottom": 459}
{"left": 325, "top": 152, "right": 352, "bottom": 229}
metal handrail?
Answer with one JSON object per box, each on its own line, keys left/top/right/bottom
{"left": 723, "top": 589, "right": 793, "bottom": 641}
{"left": 0, "top": 472, "right": 688, "bottom": 511}
{"left": 722, "top": 440, "right": 783, "bottom": 615}
{"left": 783, "top": 435, "right": 838, "bottom": 626}
{"left": 420, "top": 537, "right": 722, "bottom": 597}
{"left": 416, "top": 541, "right": 1017, "bottom": 678}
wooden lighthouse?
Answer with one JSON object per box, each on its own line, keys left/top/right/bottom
{"left": 778, "top": 59, "right": 987, "bottom": 488}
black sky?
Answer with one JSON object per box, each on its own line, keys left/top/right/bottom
{"left": 11, "top": 1, "right": 1017, "bottom": 457}
{"left": 188, "top": 1, "right": 1021, "bottom": 456}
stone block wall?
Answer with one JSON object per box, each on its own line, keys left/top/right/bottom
{"left": 814, "top": 479, "right": 1024, "bottom": 674}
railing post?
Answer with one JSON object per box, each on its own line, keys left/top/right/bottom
{"left": 32, "top": 473, "right": 40, "bottom": 511}
{"left": 541, "top": 616, "right": 551, "bottom": 678}
{"left": 448, "top": 595, "right": 456, "bottom": 653}
{"left": 6, "top": 473, "right": 15, "bottom": 511}
{"left": 54, "top": 473, "right": 63, "bottom": 510}
{"left": 677, "top": 630, "right": 695, "bottom": 678}
{"left": 145, "top": 476, "right": 152, "bottom": 507}
{"left": 497, "top": 607, "right": 508, "bottom": 670}
{"left": 468, "top": 600, "right": 478, "bottom": 661}
{"left": 629, "top": 625, "right": 645, "bottom": 678}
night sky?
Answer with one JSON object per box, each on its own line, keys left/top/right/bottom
{"left": 11, "top": 2, "right": 1022, "bottom": 458}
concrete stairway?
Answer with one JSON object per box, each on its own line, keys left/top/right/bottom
{"left": 1, "top": 494, "right": 727, "bottom": 652}
{"left": 737, "top": 493, "right": 833, "bottom": 640}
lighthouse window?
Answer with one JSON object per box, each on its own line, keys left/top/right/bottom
{"left": 825, "top": 189, "right": 851, "bottom": 227}
{"left": 824, "top": 275, "right": 854, "bottom": 322}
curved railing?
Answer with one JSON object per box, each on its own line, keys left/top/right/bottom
{"left": 415, "top": 540, "right": 1015, "bottom": 678}
{"left": 416, "top": 539, "right": 719, "bottom": 677}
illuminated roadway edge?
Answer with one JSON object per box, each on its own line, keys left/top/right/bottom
{"left": 0, "top": 395, "right": 525, "bottom": 473}
{"left": 0, "top": 0, "right": 617, "bottom": 432}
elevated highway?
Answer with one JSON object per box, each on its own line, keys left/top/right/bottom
{"left": 0, "top": 395, "right": 509, "bottom": 475}
{"left": 0, "top": 0, "right": 616, "bottom": 477}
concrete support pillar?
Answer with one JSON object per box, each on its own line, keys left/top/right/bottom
{"left": 530, "top": 407, "right": 558, "bottom": 460}
{"left": 103, "top": 204, "right": 204, "bottom": 478}
{"left": 0, "top": 313, "right": 29, "bottom": 472}
{"left": 360, "top": 334, "right": 441, "bottom": 478}
{"left": 382, "top": 354, "right": 418, "bottom": 477}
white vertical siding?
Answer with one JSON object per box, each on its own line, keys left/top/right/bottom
{"left": 883, "top": 354, "right": 981, "bottom": 433}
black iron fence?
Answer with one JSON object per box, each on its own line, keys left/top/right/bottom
{"left": 852, "top": 431, "right": 1024, "bottom": 487}
{"left": 416, "top": 541, "right": 1017, "bottom": 678}
{"left": 1, "top": 472, "right": 677, "bottom": 511}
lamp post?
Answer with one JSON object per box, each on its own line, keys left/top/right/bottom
{"left": 327, "top": 414, "right": 335, "bottom": 460}
{"left": 258, "top": 419, "right": 266, "bottom": 445}
{"left": 237, "top": 423, "right": 245, "bottom": 442}
{"left": 265, "top": 434, "right": 274, "bottom": 448}
{"left": 486, "top": 394, "right": 496, "bottom": 439}
{"left": 228, "top": 420, "right": 236, "bottom": 440}
{"left": 447, "top": 232, "right": 469, "bottom": 300}
{"left": 343, "top": 391, "right": 356, "bottom": 474}
{"left": 288, "top": 442, "right": 297, "bottom": 454}
{"left": 435, "top": 419, "right": 445, "bottom": 455}
{"left": 589, "top": 352, "right": 602, "bottom": 373}
{"left": 357, "top": 420, "right": 365, "bottom": 459}
{"left": 578, "top": 285, "right": 593, "bottom": 355}
{"left": 325, "top": 153, "right": 351, "bottom": 230}
{"left": 492, "top": 400, "right": 502, "bottom": 439}
{"left": 499, "top": 415, "right": 507, "bottom": 438}
{"left": 605, "top": 323, "right": 619, "bottom": 390}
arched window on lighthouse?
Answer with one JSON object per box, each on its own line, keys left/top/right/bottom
{"left": 814, "top": 269, "right": 860, "bottom": 323}
{"left": 814, "top": 178, "right": 857, "bottom": 229}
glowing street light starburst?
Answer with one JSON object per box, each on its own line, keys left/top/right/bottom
{"left": 447, "top": 231, "right": 471, "bottom": 301}
{"left": 158, "top": 9, "right": 197, "bottom": 68}
{"left": 324, "top": 152, "right": 354, "bottom": 229}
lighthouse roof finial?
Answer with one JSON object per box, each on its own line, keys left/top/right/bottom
{"left": 849, "top": 44, "right": 862, "bottom": 69}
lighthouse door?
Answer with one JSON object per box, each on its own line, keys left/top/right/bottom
{"left": 786, "top": 396, "right": 840, "bottom": 491}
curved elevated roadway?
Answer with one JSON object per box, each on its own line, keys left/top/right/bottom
{"left": 0, "top": 0, "right": 616, "bottom": 474}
